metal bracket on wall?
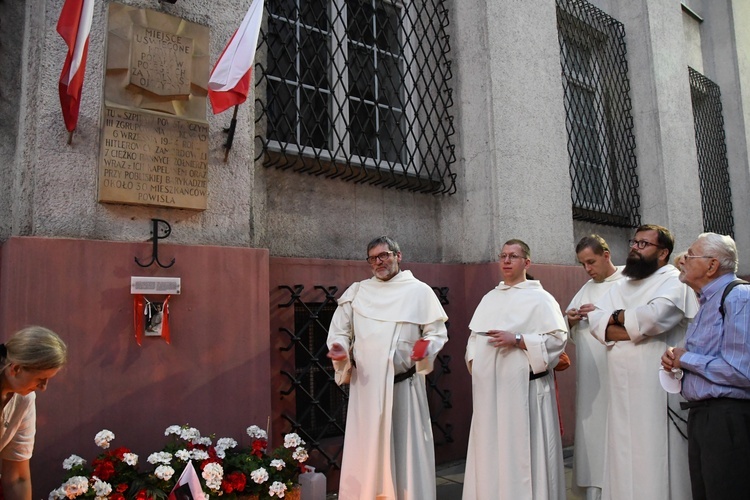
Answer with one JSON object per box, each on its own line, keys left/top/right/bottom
{"left": 135, "top": 218, "right": 176, "bottom": 269}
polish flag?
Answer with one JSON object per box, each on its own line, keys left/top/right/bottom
{"left": 57, "top": 0, "right": 95, "bottom": 133}
{"left": 167, "top": 461, "right": 207, "bottom": 500}
{"left": 208, "top": 0, "right": 265, "bottom": 114}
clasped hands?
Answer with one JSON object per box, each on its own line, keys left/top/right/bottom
{"left": 487, "top": 330, "right": 522, "bottom": 349}
{"left": 565, "top": 303, "right": 595, "bottom": 325}
{"left": 661, "top": 345, "right": 686, "bottom": 371}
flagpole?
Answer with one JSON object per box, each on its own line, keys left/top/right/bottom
{"left": 222, "top": 105, "right": 239, "bottom": 163}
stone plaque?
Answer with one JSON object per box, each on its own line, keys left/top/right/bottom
{"left": 100, "top": 3, "right": 210, "bottom": 210}
{"left": 98, "top": 106, "right": 208, "bottom": 209}
{"left": 129, "top": 25, "right": 193, "bottom": 98}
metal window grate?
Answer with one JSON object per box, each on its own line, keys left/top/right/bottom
{"left": 276, "top": 283, "right": 453, "bottom": 474}
{"left": 688, "top": 67, "right": 734, "bottom": 237}
{"left": 254, "top": 0, "right": 457, "bottom": 194}
{"left": 556, "top": 0, "right": 641, "bottom": 227}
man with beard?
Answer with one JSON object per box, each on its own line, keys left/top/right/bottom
{"left": 564, "top": 235, "right": 624, "bottom": 500}
{"left": 327, "top": 236, "right": 448, "bottom": 499}
{"left": 588, "top": 225, "right": 699, "bottom": 500}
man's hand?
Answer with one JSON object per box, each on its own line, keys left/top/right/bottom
{"left": 661, "top": 346, "right": 686, "bottom": 371}
{"left": 566, "top": 303, "right": 595, "bottom": 326}
{"left": 327, "top": 342, "right": 348, "bottom": 361}
{"left": 487, "top": 330, "right": 524, "bottom": 349}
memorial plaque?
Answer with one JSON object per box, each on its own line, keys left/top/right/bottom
{"left": 99, "top": 4, "right": 210, "bottom": 210}
{"left": 98, "top": 106, "right": 208, "bottom": 209}
{"left": 129, "top": 25, "right": 193, "bottom": 98}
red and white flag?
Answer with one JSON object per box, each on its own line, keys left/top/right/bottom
{"left": 167, "top": 461, "right": 207, "bottom": 500}
{"left": 56, "top": 0, "right": 95, "bottom": 133}
{"left": 208, "top": 0, "right": 265, "bottom": 114}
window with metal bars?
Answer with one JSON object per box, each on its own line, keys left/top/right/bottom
{"left": 688, "top": 67, "right": 734, "bottom": 237}
{"left": 556, "top": 0, "right": 640, "bottom": 227}
{"left": 293, "top": 302, "right": 347, "bottom": 439}
{"left": 256, "top": 0, "right": 456, "bottom": 194}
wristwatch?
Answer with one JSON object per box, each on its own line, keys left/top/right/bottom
{"left": 612, "top": 309, "right": 624, "bottom": 327}
{"left": 515, "top": 334, "right": 522, "bottom": 347}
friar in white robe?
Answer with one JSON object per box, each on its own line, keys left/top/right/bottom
{"left": 327, "top": 237, "right": 448, "bottom": 500}
{"left": 463, "top": 239, "right": 567, "bottom": 500}
{"left": 564, "top": 235, "right": 625, "bottom": 500}
{"left": 588, "top": 226, "right": 699, "bottom": 500}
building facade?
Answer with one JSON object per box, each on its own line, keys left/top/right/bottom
{"left": 0, "top": 0, "right": 747, "bottom": 495}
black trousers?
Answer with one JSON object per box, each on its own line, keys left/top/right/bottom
{"left": 685, "top": 398, "right": 750, "bottom": 500}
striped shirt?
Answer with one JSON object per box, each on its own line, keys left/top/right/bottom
{"left": 681, "top": 273, "right": 750, "bottom": 401}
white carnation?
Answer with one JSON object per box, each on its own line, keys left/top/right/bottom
{"left": 155, "top": 465, "right": 175, "bottom": 481}
{"left": 62, "top": 476, "right": 89, "bottom": 498}
{"left": 179, "top": 427, "right": 201, "bottom": 442}
{"left": 123, "top": 452, "right": 138, "bottom": 466}
{"left": 190, "top": 449, "right": 209, "bottom": 461}
{"left": 94, "top": 430, "right": 115, "bottom": 449}
{"left": 92, "top": 477, "right": 112, "bottom": 498}
{"left": 164, "top": 425, "right": 182, "bottom": 436}
{"left": 148, "top": 451, "right": 173, "bottom": 465}
{"left": 247, "top": 425, "right": 268, "bottom": 440}
{"left": 270, "top": 459, "right": 285, "bottom": 470}
{"left": 62, "top": 454, "right": 86, "bottom": 470}
{"left": 175, "top": 449, "right": 191, "bottom": 461}
{"left": 269, "top": 481, "right": 288, "bottom": 497}
{"left": 292, "top": 447, "right": 309, "bottom": 462}
{"left": 283, "top": 433, "right": 304, "bottom": 449}
{"left": 251, "top": 467, "right": 269, "bottom": 484}
{"left": 201, "top": 462, "right": 224, "bottom": 491}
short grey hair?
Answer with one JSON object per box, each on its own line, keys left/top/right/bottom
{"left": 367, "top": 236, "right": 401, "bottom": 254}
{"left": 696, "top": 232, "right": 738, "bottom": 273}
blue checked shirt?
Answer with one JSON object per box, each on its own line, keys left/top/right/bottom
{"left": 680, "top": 273, "right": 750, "bottom": 401}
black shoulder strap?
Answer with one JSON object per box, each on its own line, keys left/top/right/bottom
{"left": 719, "top": 279, "right": 750, "bottom": 317}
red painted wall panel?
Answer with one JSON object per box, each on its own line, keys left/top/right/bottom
{"left": 0, "top": 237, "right": 271, "bottom": 497}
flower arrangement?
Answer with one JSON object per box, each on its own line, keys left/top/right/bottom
{"left": 49, "top": 425, "right": 309, "bottom": 500}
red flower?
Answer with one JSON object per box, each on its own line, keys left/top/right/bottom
{"left": 115, "top": 484, "right": 128, "bottom": 493}
{"left": 135, "top": 489, "right": 150, "bottom": 500}
{"left": 221, "top": 471, "right": 247, "bottom": 493}
{"left": 92, "top": 458, "right": 116, "bottom": 480}
{"left": 110, "top": 494, "right": 125, "bottom": 500}
{"left": 110, "top": 447, "right": 131, "bottom": 460}
{"left": 251, "top": 439, "right": 267, "bottom": 457}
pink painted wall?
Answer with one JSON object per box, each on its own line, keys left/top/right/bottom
{"left": 0, "top": 237, "right": 271, "bottom": 498}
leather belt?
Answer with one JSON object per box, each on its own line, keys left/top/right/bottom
{"left": 394, "top": 365, "right": 416, "bottom": 384}
{"left": 529, "top": 370, "right": 549, "bottom": 381}
{"left": 681, "top": 397, "right": 750, "bottom": 410}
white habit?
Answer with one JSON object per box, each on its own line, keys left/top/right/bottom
{"left": 566, "top": 267, "right": 624, "bottom": 498}
{"left": 463, "top": 280, "right": 568, "bottom": 500}
{"left": 588, "top": 265, "right": 699, "bottom": 500}
{"left": 327, "top": 270, "right": 448, "bottom": 500}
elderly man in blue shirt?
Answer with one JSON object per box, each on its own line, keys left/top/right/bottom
{"left": 661, "top": 232, "right": 750, "bottom": 500}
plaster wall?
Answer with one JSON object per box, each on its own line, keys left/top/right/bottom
{"left": 693, "top": 0, "right": 750, "bottom": 274}
{"left": 446, "top": 0, "right": 574, "bottom": 265}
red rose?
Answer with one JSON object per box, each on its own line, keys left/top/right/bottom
{"left": 115, "top": 484, "right": 128, "bottom": 493}
{"left": 135, "top": 489, "right": 150, "bottom": 500}
{"left": 110, "top": 494, "right": 125, "bottom": 500}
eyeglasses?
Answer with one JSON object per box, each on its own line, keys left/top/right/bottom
{"left": 366, "top": 251, "right": 395, "bottom": 264}
{"left": 499, "top": 253, "right": 526, "bottom": 261}
{"left": 684, "top": 255, "right": 715, "bottom": 261}
{"left": 628, "top": 239, "right": 664, "bottom": 250}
